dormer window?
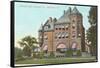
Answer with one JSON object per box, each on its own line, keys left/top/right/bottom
{"left": 44, "top": 26, "right": 48, "bottom": 30}
{"left": 48, "top": 25, "right": 51, "bottom": 28}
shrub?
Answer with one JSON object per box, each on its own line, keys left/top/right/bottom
{"left": 33, "top": 52, "right": 44, "bottom": 59}
{"left": 66, "top": 50, "right": 73, "bottom": 57}
{"left": 48, "top": 52, "right": 55, "bottom": 58}
{"left": 77, "top": 50, "right": 81, "bottom": 56}
{"left": 39, "top": 52, "right": 44, "bottom": 59}
{"left": 15, "top": 56, "right": 25, "bottom": 61}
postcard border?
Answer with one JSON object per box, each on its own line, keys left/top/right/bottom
{"left": 10, "top": 1, "right": 98, "bottom": 67}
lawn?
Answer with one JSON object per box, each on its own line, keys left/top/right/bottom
{"left": 15, "top": 57, "right": 96, "bottom": 65}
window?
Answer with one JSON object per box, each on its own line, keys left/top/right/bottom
{"left": 65, "top": 32, "right": 69, "bottom": 38}
{"left": 72, "top": 23, "right": 75, "bottom": 29}
{"left": 62, "top": 28, "right": 65, "bottom": 30}
{"left": 44, "top": 26, "right": 48, "bottom": 30}
{"left": 59, "top": 28, "right": 61, "bottom": 30}
{"left": 61, "top": 32, "right": 65, "bottom": 38}
{"left": 66, "top": 25, "right": 68, "bottom": 30}
{"left": 48, "top": 25, "right": 51, "bottom": 28}
{"left": 59, "top": 37, "right": 61, "bottom": 39}
{"left": 72, "top": 20, "right": 75, "bottom": 22}
{"left": 72, "top": 31, "right": 76, "bottom": 38}
{"left": 44, "top": 34, "right": 48, "bottom": 40}
{"left": 72, "top": 42, "right": 77, "bottom": 50}
{"left": 56, "top": 28, "right": 58, "bottom": 30}
{"left": 57, "top": 44, "right": 67, "bottom": 53}
{"left": 56, "top": 32, "right": 62, "bottom": 39}
{"left": 61, "top": 26, "right": 65, "bottom": 30}
{"left": 43, "top": 45, "right": 48, "bottom": 52}
{"left": 66, "top": 28, "right": 68, "bottom": 30}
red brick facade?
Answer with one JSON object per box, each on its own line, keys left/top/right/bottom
{"left": 38, "top": 7, "right": 85, "bottom": 56}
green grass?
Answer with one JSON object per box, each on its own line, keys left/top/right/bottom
{"left": 15, "top": 57, "right": 96, "bottom": 65}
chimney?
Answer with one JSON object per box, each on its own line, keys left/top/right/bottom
{"left": 64, "top": 10, "right": 66, "bottom": 14}
{"left": 49, "top": 17, "right": 52, "bottom": 22}
{"left": 53, "top": 18, "right": 57, "bottom": 22}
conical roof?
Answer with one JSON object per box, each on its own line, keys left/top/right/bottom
{"left": 65, "top": 7, "right": 71, "bottom": 15}
{"left": 72, "top": 7, "right": 80, "bottom": 14}
{"left": 57, "top": 7, "right": 71, "bottom": 23}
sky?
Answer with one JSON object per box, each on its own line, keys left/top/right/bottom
{"left": 15, "top": 2, "right": 91, "bottom": 47}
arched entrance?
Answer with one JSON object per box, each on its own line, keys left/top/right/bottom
{"left": 56, "top": 43, "right": 67, "bottom": 53}
{"left": 71, "top": 42, "right": 77, "bottom": 50}
{"left": 42, "top": 45, "right": 48, "bottom": 53}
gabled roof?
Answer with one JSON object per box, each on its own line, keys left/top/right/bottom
{"left": 43, "top": 17, "right": 54, "bottom": 31}
{"left": 39, "top": 24, "right": 43, "bottom": 31}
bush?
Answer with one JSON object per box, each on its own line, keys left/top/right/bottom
{"left": 23, "top": 46, "right": 31, "bottom": 57}
{"left": 15, "top": 56, "right": 25, "bottom": 61}
{"left": 15, "top": 47, "right": 23, "bottom": 58}
{"left": 77, "top": 50, "right": 81, "bottom": 56}
{"left": 48, "top": 52, "right": 55, "bottom": 58}
{"left": 65, "top": 50, "right": 82, "bottom": 57}
{"left": 66, "top": 50, "right": 73, "bottom": 57}
{"left": 39, "top": 52, "right": 44, "bottom": 59}
{"left": 33, "top": 52, "right": 44, "bottom": 59}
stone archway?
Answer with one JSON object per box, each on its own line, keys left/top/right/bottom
{"left": 71, "top": 42, "right": 77, "bottom": 50}
{"left": 43, "top": 45, "right": 48, "bottom": 50}
{"left": 56, "top": 43, "right": 67, "bottom": 53}
{"left": 42, "top": 45, "right": 48, "bottom": 53}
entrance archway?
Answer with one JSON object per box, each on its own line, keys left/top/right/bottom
{"left": 71, "top": 42, "right": 77, "bottom": 50}
{"left": 56, "top": 43, "right": 67, "bottom": 53}
{"left": 42, "top": 45, "right": 48, "bottom": 53}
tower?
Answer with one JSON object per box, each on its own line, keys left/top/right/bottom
{"left": 69, "top": 7, "right": 85, "bottom": 52}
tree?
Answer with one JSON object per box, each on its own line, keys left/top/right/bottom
{"left": 87, "top": 6, "right": 97, "bottom": 56}
{"left": 15, "top": 47, "right": 25, "bottom": 61}
{"left": 18, "top": 36, "right": 38, "bottom": 57}
{"left": 15, "top": 47, "right": 23, "bottom": 58}
{"left": 23, "top": 46, "right": 31, "bottom": 57}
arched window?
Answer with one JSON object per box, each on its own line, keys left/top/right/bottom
{"left": 72, "top": 23, "right": 75, "bottom": 28}
{"left": 56, "top": 43, "right": 67, "bottom": 53}
{"left": 43, "top": 45, "right": 48, "bottom": 53}
{"left": 72, "top": 31, "right": 76, "bottom": 38}
{"left": 71, "top": 42, "right": 77, "bottom": 50}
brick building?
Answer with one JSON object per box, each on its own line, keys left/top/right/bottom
{"left": 38, "top": 7, "right": 85, "bottom": 57}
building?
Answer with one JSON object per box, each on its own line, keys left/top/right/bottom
{"left": 38, "top": 7, "right": 85, "bottom": 57}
